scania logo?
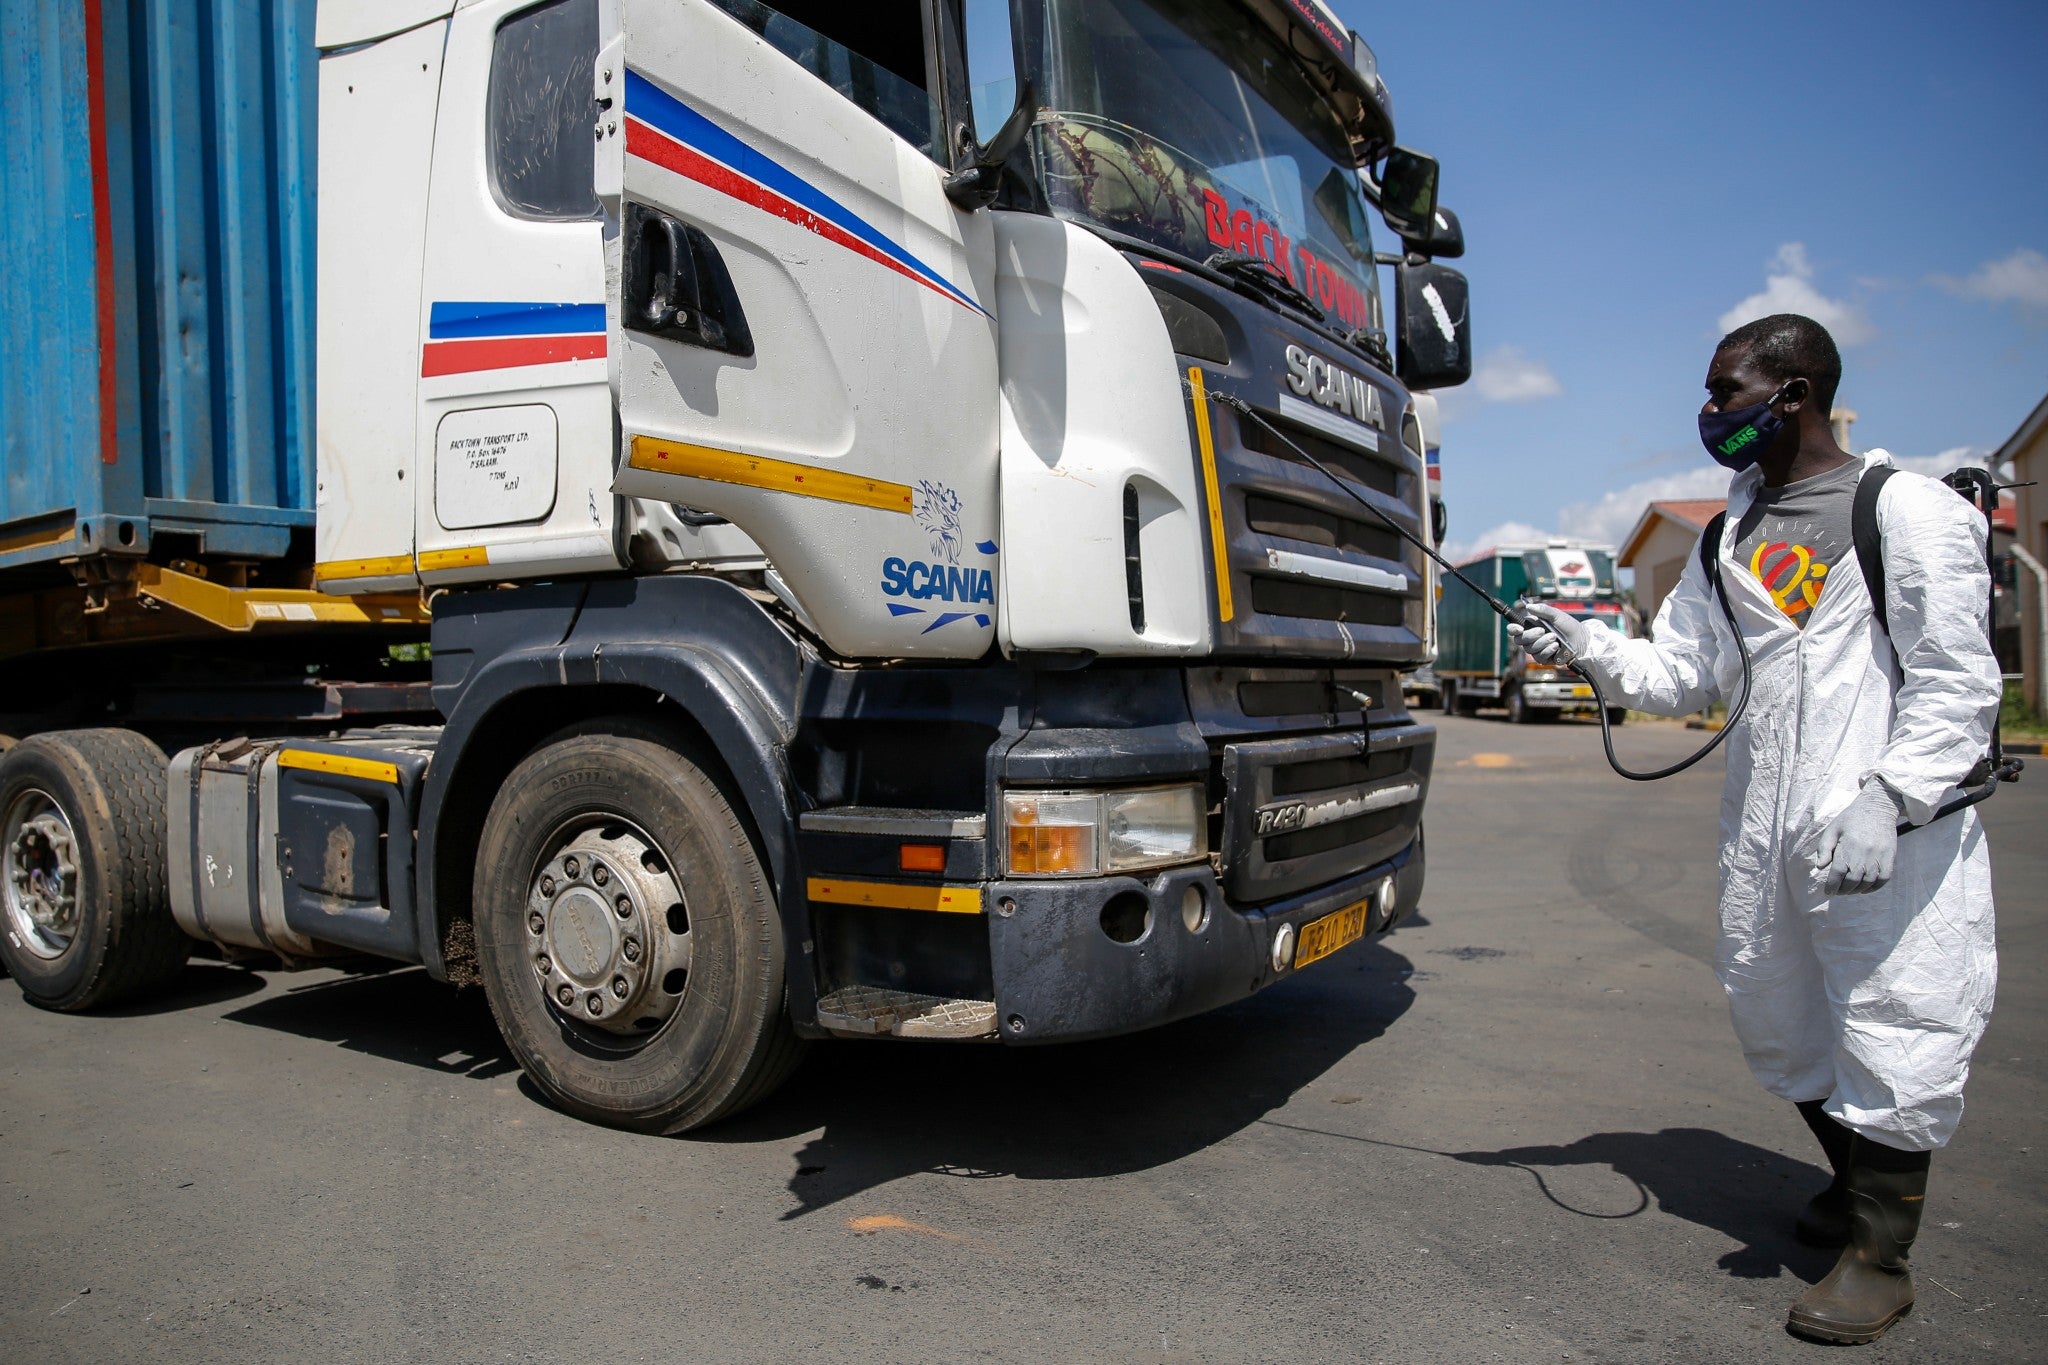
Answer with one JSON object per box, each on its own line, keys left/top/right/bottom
{"left": 1284, "top": 344, "right": 1387, "bottom": 430}
{"left": 1255, "top": 802, "right": 1308, "bottom": 836}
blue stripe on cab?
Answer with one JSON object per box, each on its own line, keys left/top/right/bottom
{"left": 622, "top": 70, "right": 981, "bottom": 314}
{"left": 428, "top": 301, "right": 606, "bottom": 339}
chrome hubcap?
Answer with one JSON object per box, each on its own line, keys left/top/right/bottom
{"left": 527, "top": 821, "right": 691, "bottom": 1037}
{"left": 4, "top": 790, "right": 79, "bottom": 961}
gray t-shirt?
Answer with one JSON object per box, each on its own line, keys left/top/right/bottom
{"left": 1732, "top": 459, "right": 1862, "bottom": 628}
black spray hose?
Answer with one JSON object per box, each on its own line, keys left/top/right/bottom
{"left": 1192, "top": 383, "right": 1752, "bottom": 780}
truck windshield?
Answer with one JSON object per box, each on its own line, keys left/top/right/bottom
{"left": 982, "top": 0, "right": 1379, "bottom": 334}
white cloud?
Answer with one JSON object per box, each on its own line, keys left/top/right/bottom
{"left": 1470, "top": 346, "right": 1564, "bottom": 404}
{"left": 1441, "top": 518, "right": 1556, "bottom": 565}
{"left": 1935, "top": 247, "right": 2048, "bottom": 312}
{"left": 1718, "top": 242, "right": 1876, "bottom": 344}
{"left": 1556, "top": 465, "right": 1735, "bottom": 548}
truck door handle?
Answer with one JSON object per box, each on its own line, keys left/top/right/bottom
{"left": 623, "top": 203, "right": 753, "bottom": 357}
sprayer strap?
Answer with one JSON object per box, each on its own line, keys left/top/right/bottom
{"left": 1852, "top": 465, "right": 1899, "bottom": 637}
{"left": 1693, "top": 510, "right": 1743, "bottom": 643}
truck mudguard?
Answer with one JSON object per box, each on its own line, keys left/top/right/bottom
{"left": 418, "top": 577, "right": 808, "bottom": 1011}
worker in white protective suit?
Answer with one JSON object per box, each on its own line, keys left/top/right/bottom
{"left": 1511, "top": 314, "right": 2000, "bottom": 1347}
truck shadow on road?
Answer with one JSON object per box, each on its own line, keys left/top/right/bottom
{"left": 1451, "top": 1130, "right": 1837, "bottom": 1281}
{"left": 713, "top": 938, "right": 1421, "bottom": 1220}
{"left": 222, "top": 964, "right": 520, "bottom": 1080}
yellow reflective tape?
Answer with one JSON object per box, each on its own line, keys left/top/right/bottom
{"left": 417, "top": 545, "right": 491, "bottom": 573}
{"left": 314, "top": 553, "right": 414, "bottom": 582}
{"left": 805, "top": 877, "right": 983, "bottom": 914}
{"left": 1187, "top": 366, "right": 1234, "bottom": 622}
{"left": 135, "top": 565, "right": 428, "bottom": 630}
{"left": 278, "top": 749, "right": 400, "bottom": 785}
{"left": 629, "top": 436, "right": 913, "bottom": 514}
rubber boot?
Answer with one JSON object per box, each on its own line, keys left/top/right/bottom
{"left": 1794, "top": 1099, "right": 1854, "bottom": 1247}
{"left": 1787, "top": 1136, "right": 1930, "bottom": 1345}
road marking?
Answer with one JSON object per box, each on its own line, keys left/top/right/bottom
{"left": 846, "top": 1213, "right": 960, "bottom": 1240}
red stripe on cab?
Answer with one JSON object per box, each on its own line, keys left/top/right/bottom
{"left": 623, "top": 118, "right": 968, "bottom": 311}
{"left": 419, "top": 334, "right": 607, "bottom": 377}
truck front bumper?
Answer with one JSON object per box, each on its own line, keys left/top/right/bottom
{"left": 984, "top": 832, "right": 1424, "bottom": 1043}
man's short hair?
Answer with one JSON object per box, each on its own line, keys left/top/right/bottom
{"left": 1716, "top": 313, "right": 1842, "bottom": 411}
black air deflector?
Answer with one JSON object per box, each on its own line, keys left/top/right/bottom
{"left": 1147, "top": 284, "right": 1230, "bottom": 363}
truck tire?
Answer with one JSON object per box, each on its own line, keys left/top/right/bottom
{"left": 473, "top": 726, "right": 802, "bottom": 1133}
{"left": 0, "top": 729, "right": 189, "bottom": 1011}
{"left": 1506, "top": 688, "right": 1531, "bottom": 724}
{"left": 1439, "top": 681, "right": 1457, "bottom": 715}
{"left": 1606, "top": 708, "right": 1628, "bottom": 727}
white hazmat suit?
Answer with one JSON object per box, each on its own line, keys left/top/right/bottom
{"left": 1572, "top": 451, "right": 1999, "bottom": 1150}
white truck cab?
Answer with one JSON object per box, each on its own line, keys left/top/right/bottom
{"left": 2, "top": 0, "right": 1472, "bottom": 1132}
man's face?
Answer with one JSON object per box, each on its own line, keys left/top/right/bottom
{"left": 1701, "top": 346, "right": 1780, "bottom": 416}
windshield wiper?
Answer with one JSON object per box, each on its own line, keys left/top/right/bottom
{"left": 1204, "top": 251, "right": 1325, "bottom": 322}
{"left": 1346, "top": 325, "right": 1391, "bottom": 370}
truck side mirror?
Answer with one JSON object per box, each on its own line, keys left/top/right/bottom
{"left": 945, "top": 80, "right": 1036, "bottom": 212}
{"left": 1423, "top": 205, "right": 1464, "bottom": 260}
{"left": 1375, "top": 146, "right": 1439, "bottom": 246}
{"left": 1396, "top": 261, "right": 1472, "bottom": 391}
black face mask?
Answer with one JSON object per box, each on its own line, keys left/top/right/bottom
{"left": 1699, "top": 382, "right": 1793, "bottom": 470}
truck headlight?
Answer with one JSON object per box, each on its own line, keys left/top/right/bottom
{"left": 1003, "top": 784, "right": 1206, "bottom": 878}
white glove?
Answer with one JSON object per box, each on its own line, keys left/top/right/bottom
{"left": 1506, "top": 603, "right": 1590, "bottom": 666}
{"left": 1812, "top": 781, "right": 1903, "bottom": 896}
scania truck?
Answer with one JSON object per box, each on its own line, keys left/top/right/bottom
{"left": 0, "top": 0, "right": 1469, "bottom": 1131}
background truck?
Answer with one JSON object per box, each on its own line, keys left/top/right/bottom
{"left": 1437, "top": 541, "right": 1634, "bottom": 724}
{"left": 0, "top": 0, "right": 1470, "bottom": 1132}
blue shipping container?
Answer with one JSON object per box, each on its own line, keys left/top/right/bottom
{"left": 0, "top": 0, "right": 319, "bottom": 572}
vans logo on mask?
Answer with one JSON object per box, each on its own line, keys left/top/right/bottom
{"left": 1717, "top": 425, "right": 1760, "bottom": 457}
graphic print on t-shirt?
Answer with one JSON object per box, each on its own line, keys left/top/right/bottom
{"left": 1749, "top": 536, "right": 1831, "bottom": 619}
{"left": 1733, "top": 460, "right": 1860, "bottom": 630}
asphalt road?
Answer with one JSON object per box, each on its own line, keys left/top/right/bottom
{"left": 2, "top": 712, "right": 2041, "bottom": 1363}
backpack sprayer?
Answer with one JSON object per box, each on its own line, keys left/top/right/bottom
{"left": 1191, "top": 385, "right": 2023, "bottom": 824}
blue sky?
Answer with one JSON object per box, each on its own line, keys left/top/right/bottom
{"left": 1331, "top": 0, "right": 2048, "bottom": 557}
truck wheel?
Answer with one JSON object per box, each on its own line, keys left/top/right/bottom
{"left": 1606, "top": 708, "right": 1628, "bottom": 727}
{"left": 0, "top": 730, "right": 189, "bottom": 1011}
{"left": 1506, "top": 689, "right": 1530, "bottom": 724}
{"left": 1439, "top": 681, "right": 1457, "bottom": 715}
{"left": 473, "top": 726, "right": 802, "bottom": 1133}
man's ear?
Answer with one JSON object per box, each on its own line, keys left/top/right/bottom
{"left": 1781, "top": 377, "right": 1811, "bottom": 410}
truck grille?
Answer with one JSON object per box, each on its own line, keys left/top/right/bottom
{"left": 1204, "top": 398, "right": 1428, "bottom": 658}
{"left": 1217, "top": 723, "right": 1434, "bottom": 904}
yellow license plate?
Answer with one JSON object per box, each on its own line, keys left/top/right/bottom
{"left": 1570, "top": 685, "right": 1593, "bottom": 698}
{"left": 1294, "top": 899, "right": 1370, "bottom": 970}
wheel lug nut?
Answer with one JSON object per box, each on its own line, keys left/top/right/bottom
{"left": 593, "top": 864, "right": 609, "bottom": 886}
{"left": 556, "top": 984, "right": 574, "bottom": 1006}
{"left": 611, "top": 976, "right": 628, "bottom": 998}
{"left": 622, "top": 937, "right": 641, "bottom": 963}
{"left": 615, "top": 894, "right": 632, "bottom": 919}
{"left": 564, "top": 856, "right": 581, "bottom": 878}
{"left": 536, "top": 954, "right": 551, "bottom": 974}
{"left": 529, "top": 912, "right": 545, "bottom": 934}
{"left": 540, "top": 875, "right": 556, "bottom": 896}
{"left": 586, "top": 992, "right": 603, "bottom": 1015}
